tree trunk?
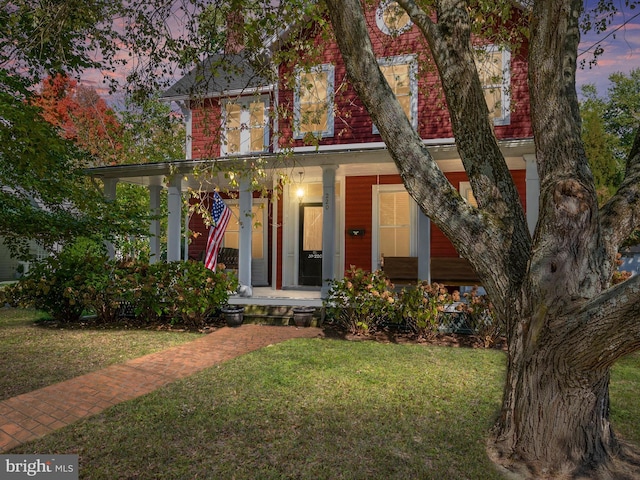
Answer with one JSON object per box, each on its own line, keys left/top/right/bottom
{"left": 322, "top": 0, "right": 640, "bottom": 477}
{"left": 491, "top": 322, "right": 627, "bottom": 478}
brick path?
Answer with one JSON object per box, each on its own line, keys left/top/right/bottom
{"left": 0, "top": 324, "right": 323, "bottom": 453}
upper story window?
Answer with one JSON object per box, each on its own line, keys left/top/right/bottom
{"left": 374, "top": 55, "right": 418, "bottom": 133}
{"left": 376, "top": 1, "right": 412, "bottom": 36}
{"left": 222, "top": 97, "right": 269, "bottom": 155}
{"left": 474, "top": 45, "right": 511, "bottom": 126}
{"left": 294, "top": 64, "right": 335, "bottom": 139}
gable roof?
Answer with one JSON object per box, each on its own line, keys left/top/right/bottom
{"left": 160, "top": 52, "right": 274, "bottom": 101}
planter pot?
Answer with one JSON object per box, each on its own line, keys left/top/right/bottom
{"left": 292, "top": 306, "right": 315, "bottom": 327}
{"left": 221, "top": 306, "right": 244, "bottom": 327}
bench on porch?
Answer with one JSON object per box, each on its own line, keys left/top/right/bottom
{"left": 216, "top": 247, "right": 239, "bottom": 270}
{"left": 382, "top": 256, "right": 481, "bottom": 286}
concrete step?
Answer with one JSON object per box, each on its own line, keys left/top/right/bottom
{"left": 230, "top": 304, "right": 323, "bottom": 327}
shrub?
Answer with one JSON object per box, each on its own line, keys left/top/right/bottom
{"left": 4, "top": 237, "right": 108, "bottom": 322}
{"left": 156, "top": 261, "right": 238, "bottom": 327}
{"left": 325, "top": 266, "right": 398, "bottom": 334}
{"left": 399, "top": 282, "right": 453, "bottom": 338}
{"left": 460, "top": 287, "right": 502, "bottom": 347}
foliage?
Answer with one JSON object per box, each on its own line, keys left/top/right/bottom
{"left": 1, "top": 237, "right": 109, "bottom": 322}
{"left": 325, "top": 267, "right": 499, "bottom": 340}
{"left": 398, "top": 282, "right": 452, "bottom": 338}
{"left": 580, "top": 84, "right": 624, "bottom": 202}
{"left": 1, "top": 240, "right": 238, "bottom": 327}
{"left": 147, "top": 261, "right": 238, "bottom": 327}
{"left": 325, "top": 266, "right": 397, "bottom": 334}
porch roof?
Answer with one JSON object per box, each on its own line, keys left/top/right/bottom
{"left": 86, "top": 138, "right": 534, "bottom": 189}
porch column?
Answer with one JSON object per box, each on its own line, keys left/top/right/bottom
{"left": 525, "top": 154, "right": 539, "bottom": 235}
{"left": 321, "top": 165, "right": 338, "bottom": 298}
{"left": 238, "top": 177, "right": 252, "bottom": 297}
{"left": 418, "top": 209, "right": 431, "bottom": 283}
{"left": 167, "top": 175, "right": 182, "bottom": 262}
{"left": 103, "top": 178, "right": 118, "bottom": 259}
{"left": 148, "top": 180, "right": 162, "bottom": 264}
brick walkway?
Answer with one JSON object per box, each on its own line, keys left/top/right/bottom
{"left": 0, "top": 324, "right": 323, "bottom": 453}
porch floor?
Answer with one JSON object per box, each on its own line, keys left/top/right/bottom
{"left": 227, "top": 287, "right": 323, "bottom": 308}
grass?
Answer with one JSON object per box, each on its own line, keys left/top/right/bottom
{"left": 12, "top": 340, "right": 508, "bottom": 479}
{"left": 0, "top": 308, "right": 202, "bottom": 400}
{"left": 4, "top": 308, "right": 639, "bottom": 479}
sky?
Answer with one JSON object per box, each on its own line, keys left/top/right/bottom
{"left": 576, "top": 2, "right": 640, "bottom": 95}
{"left": 85, "top": 2, "right": 640, "bottom": 104}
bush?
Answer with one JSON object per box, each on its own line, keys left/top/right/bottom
{"left": 3, "top": 237, "right": 109, "bottom": 322}
{"left": 156, "top": 261, "right": 238, "bottom": 327}
{"left": 325, "top": 267, "right": 398, "bottom": 334}
{"left": 460, "top": 287, "right": 502, "bottom": 347}
{"left": 399, "top": 282, "right": 454, "bottom": 338}
{"left": 3, "top": 240, "right": 238, "bottom": 327}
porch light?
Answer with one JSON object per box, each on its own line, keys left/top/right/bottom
{"left": 295, "top": 171, "right": 305, "bottom": 202}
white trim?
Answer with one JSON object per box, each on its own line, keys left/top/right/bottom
{"left": 475, "top": 45, "right": 511, "bottom": 126}
{"left": 371, "top": 184, "right": 417, "bottom": 270}
{"left": 160, "top": 85, "right": 276, "bottom": 103}
{"left": 375, "top": 0, "right": 413, "bottom": 36}
{"left": 221, "top": 95, "right": 270, "bottom": 156}
{"left": 291, "top": 137, "right": 457, "bottom": 153}
{"left": 373, "top": 55, "right": 418, "bottom": 134}
{"left": 293, "top": 64, "right": 335, "bottom": 139}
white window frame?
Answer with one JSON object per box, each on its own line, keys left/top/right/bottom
{"left": 475, "top": 45, "right": 511, "bottom": 126}
{"left": 371, "top": 184, "right": 417, "bottom": 269}
{"left": 375, "top": 0, "right": 413, "bottom": 36}
{"left": 373, "top": 55, "right": 418, "bottom": 134}
{"left": 221, "top": 96, "right": 270, "bottom": 156}
{"left": 293, "top": 64, "right": 335, "bottom": 139}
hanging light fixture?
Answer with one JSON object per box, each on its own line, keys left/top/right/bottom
{"left": 296, "top": 171, "right": 305, "bottom": 202}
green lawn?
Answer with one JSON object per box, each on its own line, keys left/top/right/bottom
{"left": 4, "top": 308, "right": 639, "bottom": 479}
{"left": 0, "top": 308, "right": 202, "bottom": 400}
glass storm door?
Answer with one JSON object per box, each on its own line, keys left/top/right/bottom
{"left": 299, "top": 203, "right": 323, "bottom": 286}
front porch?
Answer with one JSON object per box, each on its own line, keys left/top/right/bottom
{"left": 228, "top": 286, "right": 322, "bottom": 308}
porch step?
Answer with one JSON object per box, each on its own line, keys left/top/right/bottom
{"left": 234, "top": 305, "right": 323, "bottom": 327}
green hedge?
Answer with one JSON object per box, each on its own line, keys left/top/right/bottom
{"left": 0, "top": 237, "right": 238, "bottom": 327}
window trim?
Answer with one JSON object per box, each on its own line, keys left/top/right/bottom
{"left": 475, "top": 45, "right": 511, "bottom": 126}
{"left": 375, "top": 0, "right": 413, "bottom": 36}
{"left": 373, "top": 55, "right": 418, "bottom": 134}
{"left": 221, "top": 95, "right": 270, "bottom": 156}
{"left": 371, "top": 184, "right": 417, "bottom": 270}
{"left": 293, "top": 64, "right": 335, "bottom": 140}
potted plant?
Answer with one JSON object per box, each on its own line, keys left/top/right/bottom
{"left": 292, "top": 306, "right": 315, "bottom": 327}
{"left": 221, "top": 305, "right": 245, "bottom": 327}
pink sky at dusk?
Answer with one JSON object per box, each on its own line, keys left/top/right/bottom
{"left": 576, "top": 4, "right": 640, "bottom": 95}
{"left": 80, "top": 2, "right": 639, "bottom": 104}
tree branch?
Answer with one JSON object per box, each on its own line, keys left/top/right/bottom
{"left": 600, "top": 127, "right": 640, "bottom": 257}
{"left": 567, "top": 273, "right": 640, "bottom": 369}
{"left": 323, "top": 0, "right": 529, "bottom": 320}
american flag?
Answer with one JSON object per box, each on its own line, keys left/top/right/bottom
{"left": 204, "top": 191, "right": 231, "bottom": 270}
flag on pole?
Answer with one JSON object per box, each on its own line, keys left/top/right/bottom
{"left": 204, "top": 191, "right": 231, "bottom": 270}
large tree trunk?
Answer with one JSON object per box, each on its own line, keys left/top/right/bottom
{"left": 323, "top": 0, "right": 640, "bottom": 477}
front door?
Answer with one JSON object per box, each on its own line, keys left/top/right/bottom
{"left": 299, "top": 203, "right": 323, "bottom": 286}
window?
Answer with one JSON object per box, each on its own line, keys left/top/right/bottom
{"left": 374, "top": 56, "right": 417, "bottom": 133}
{"left": 372, "top": 185, "right": 416, "bottom": 269}
{"left": 222, "top": 97, "right": 268, "bottom": 155}
{"left": 474, "top": 46, "right": 511, "bottom": 125}
{"left": 294, "top": 64, "right": 335, "bottom": 138}
{"left": 223, "top": 204, "right": 264, "bottom": 258}
{"left": 376, "top": 1, "right": 412, "bottom": 36}
{"left": 459, "top": 181, "right": 478, "bottom": 207}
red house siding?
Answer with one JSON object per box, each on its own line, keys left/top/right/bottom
{"left": 344, "top": 171, "right": 527, "bottom": 271}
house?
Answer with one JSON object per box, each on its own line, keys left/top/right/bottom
{"left": 87, "top": 3, "right": 539, "bottom": 298}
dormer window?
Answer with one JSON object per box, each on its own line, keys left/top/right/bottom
{"left": 222, "top": 97, "right": 269, "bottom": 155}
{"left": 294, "top": 64, "right": 335, "bottom": 139}
{"left": 474, "top": 45, "right": 511, "bottom": 126}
